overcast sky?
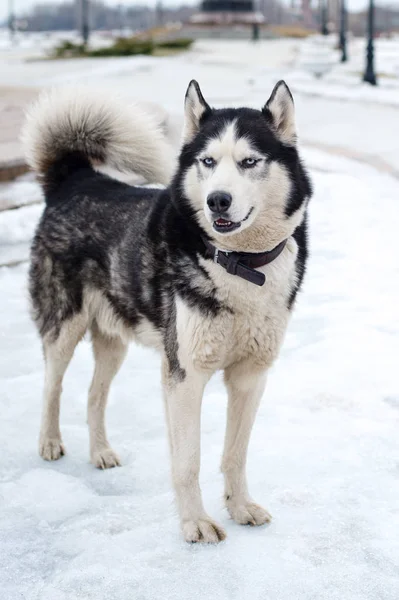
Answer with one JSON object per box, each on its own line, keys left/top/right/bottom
{"left": 1, "top": 0, "right": 390, "bottom": 24}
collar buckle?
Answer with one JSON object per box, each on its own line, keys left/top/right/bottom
{"left": 202, "top": 237, "right": 287, "bottom": 287}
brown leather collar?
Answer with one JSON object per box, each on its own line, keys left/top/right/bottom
{"left": 202, "top": 238, "right": 287, "bottom": 286}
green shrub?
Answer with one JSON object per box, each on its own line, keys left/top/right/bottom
{"left": 157, "top": 38, "right": 194, "bottom": 50}
{"left": 88, "top": 38, "right": 154, "bottom": 57}
{"left": 52, "top": 40, "right": 86, "bottom": 58}
{"left": 51, "top": 36, "right": 192, "bottom": 60}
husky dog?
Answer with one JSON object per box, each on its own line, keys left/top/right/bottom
{"left": 23, "top": 80, "right": 312, "bottom": 543}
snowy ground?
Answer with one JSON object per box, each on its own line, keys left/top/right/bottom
{"left": 1, "top": 149, "right": 399, "bottom": 600}
{"left": 1, "top": 34, "right": 399, "bottom": 600}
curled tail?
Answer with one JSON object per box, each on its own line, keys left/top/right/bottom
{"left": 22, "top": 86, "right": 175, "bottom": 196}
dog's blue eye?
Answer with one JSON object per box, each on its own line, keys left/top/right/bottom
{"left": 202, "top": 157, "right": 215, "bottom": 167}
{"left": 241, "top": 158, "right": 258, "bottom": 168}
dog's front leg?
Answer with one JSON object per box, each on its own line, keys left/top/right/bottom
{"left": 163, "top": 363, "right": 226, "bottom": 543}
{"left": 222, "top": 361, "right": 272, "bottom": 527}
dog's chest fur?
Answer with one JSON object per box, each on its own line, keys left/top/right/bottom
{"left": 176, "top": 238, "right": 298, "bottom": 372}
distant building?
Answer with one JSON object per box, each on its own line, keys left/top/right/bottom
{"left": 190, "top": 0, "right": 265, "bottom": 26}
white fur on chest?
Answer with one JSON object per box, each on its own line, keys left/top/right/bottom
{"left": 176, "top": 238, "right": 298, "bottom": 372}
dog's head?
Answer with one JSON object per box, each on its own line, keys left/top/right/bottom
{"left": 176, "top": 80, "right": 312, "bottom": 252}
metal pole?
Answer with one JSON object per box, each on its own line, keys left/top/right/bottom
{"left": 8, "top": 0, "right": 16, "bottom": 41}
{"left": 118, "top": 4, "right": 123, "bottom": 36}
{"left": 363, "top": 0, "right": 377, "bottom": 85}
{"left": 156, "top": 1, "right": 163, "bottom": 27}
{"left": 252, "top": 22, "right": 260, "bottom": 41}
{"left": 339, "top": 0, "right": 347, "bottom": 62}
{"left": 81, "top": 0, "right": 89, "bottom": 46}
{"left": 321, "top": 0, "right": 329, "bottom": 35}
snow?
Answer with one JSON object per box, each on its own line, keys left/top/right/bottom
{"left": 0, "top": 146, "right": 399, "bottom": 599}
{"left": 0, "top": 173, "right": 43, "bottom": 212}
{"left": 0, "top": 204, "right": 42, "bottom": 245}
{"left": 0, "top": 173, "right": 43, "bottom": 266}
{"left": 289, "top": 73, "right": 399, "bottom": 108}
{"left": 291, "top": 35, "right": 399, "bottom": 107}
{"left": 1, "top": 33, "right": 399, "bottom": 599}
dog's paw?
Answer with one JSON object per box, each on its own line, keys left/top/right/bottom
{"left": 227, "top": 500, "right": 271, "bottom": 526}
{"left": 39, "top": 437, "right": 65, "bottom": 461}
{"left": 91, "top": 447, "right": 121, "bottom": 469}
{"left": 182, "top": 517, "right": 226, "bottom": 544}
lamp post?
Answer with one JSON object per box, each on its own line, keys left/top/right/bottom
{"left": 363, "top": 0, "right": 377, "bottom": 85}
{"left": 252, "top": 22, "right": 260, "bottom": 41}
{"left": 339, "top": 0, "right": 347, "bottom": 62}
{"left": 156, "top": 1, "right": 164, "bottom": 27}
{"left": 8, "top": 0, "right": 15, "bottom": 41}
{"left": 320, "top": 0, "right": 328, "bottom": 35}
{"left": 81, "top": 0, "right": 89, "bottom": 46}
{"left": 118, "top": 3, "right": 123, "bottom": 35}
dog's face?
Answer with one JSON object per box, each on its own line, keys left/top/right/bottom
{"left": 179, "top": 80, "right": 311, "bottom": 252}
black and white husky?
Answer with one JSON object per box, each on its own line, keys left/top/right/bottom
{"left": 23, "top": 80, "right": 312, "bottom": 543}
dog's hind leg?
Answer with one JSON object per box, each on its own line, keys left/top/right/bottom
{"left": 222, "top": 362, "right": 272, "bottom": 527}
{"left": 39, "top": 314, "right": 87, "bottom": 461}
{"left": 87, "top": 323, "right": 127, "bottom": 469}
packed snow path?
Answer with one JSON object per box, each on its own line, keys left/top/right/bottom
{"left": 0, "top": 146, "right": 398, "bottom": 599}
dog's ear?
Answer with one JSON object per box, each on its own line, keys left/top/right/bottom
{"left": 183, "top": 80, "right": 211, "bottom": 143}
{"left": 263, "top": 81, "right": 296, "bottom": 145}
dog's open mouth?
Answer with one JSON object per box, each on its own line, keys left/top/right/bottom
{"left": 213, "top": 217, "right": 241, "bottom": 233}
{"left": 213, "top": 208, "right": 254, "bottom": 234}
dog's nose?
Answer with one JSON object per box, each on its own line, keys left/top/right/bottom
{"left": 207, "top": 191, "right": 232, "bottom": 214}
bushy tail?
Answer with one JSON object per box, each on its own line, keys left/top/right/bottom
{"left": 22, "top": 86, "right": 176, "bottom": 195}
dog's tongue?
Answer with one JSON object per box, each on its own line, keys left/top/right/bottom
{"left": 216, "top": 217, "right": 232, "bottom": 225}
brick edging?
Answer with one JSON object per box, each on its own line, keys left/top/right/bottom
{"left": 0, "top": 160, "right": 29, "bottom": 182}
